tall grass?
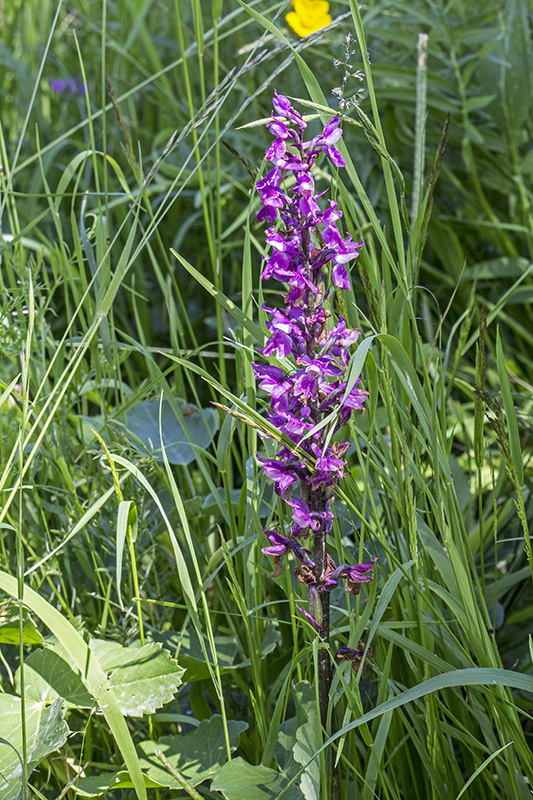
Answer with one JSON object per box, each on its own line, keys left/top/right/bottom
{"left": 0, "top": 0, "right": 532, "bottom": 798}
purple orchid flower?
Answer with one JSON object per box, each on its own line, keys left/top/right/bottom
{"left": 261, "top": 530, "right": 314, "bottom": 566}
{"left": 322, "top": 558, "right": 377, "bottom": 594}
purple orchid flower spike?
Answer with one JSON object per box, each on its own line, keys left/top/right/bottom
{"left": 251, "top": 91, "right": 375, "bottom": 731}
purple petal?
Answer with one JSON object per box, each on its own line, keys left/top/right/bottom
{"left": 332, "top": 262, "right": 350, "bottom": 289}
{"left": 322, "top": 118, "right": 343, "bottom": 145}
{"left": 296, "top": 606, "right": 322, "bottom": 633}
{"left": 263, "top": 331, "right": 293, "bottom": 358}
{"left": 326, "top": 146, "right": 345, "bottom": 167}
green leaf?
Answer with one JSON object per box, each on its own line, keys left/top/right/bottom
{"left": 293, "top": 722, "right": 320, "bottom": 800}
{"left": 95, "top": 640, "right": 185, "bottom": 717}
{"left": 70, "top": 772, "right": 161, "bottom": 797}
{"left": 0, "top": 605, "right": 43, "bottom": 646}
{"left": 211, "top": 757, "right": 305, "bottom": 800}
{"left": 125, "top": 399, "right": 218, "bottom": 465}
{"left": 464, "top": 94, "right": 496, "bottom": 112}
{"left": 274, "top": 682, "right": 317, "bottom": 779}
{"left": 0, "top": 696, "right": 68, "bottom": 800}
{"left": 75, "top": 716, "right": 247, "bottom": 795}
{"left": 154, "top": 624, "right": 278, "bottom": 681}
{"left": 138, "top": 716, "right": 248, "bottom": 787}
{"left": 16, "top": 647, "right": 94, "bottom": 707}
{"left": 16, "top": 639, "right": 184, "bottom": 717}
{"left": 496, "top": 328, "right": 524, "bottom": 487}
{"left": 0, "top": 570, "right": 148, "bottom": 800}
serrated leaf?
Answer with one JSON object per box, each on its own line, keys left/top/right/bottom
{"left": 101, "top": 641, "right": 185, "bottom": 717}
{"left": 211, "top": 757, "right": 305, "bottom": 800}
{"left": 16, "top": 639, "right": 184, "bottom": 717}
{"left": 0, "top": 696, "right": 68, "bottom": 800}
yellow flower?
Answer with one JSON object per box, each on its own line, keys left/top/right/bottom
{"left": 286, "top": 0, "right": 332, "bottom": 38}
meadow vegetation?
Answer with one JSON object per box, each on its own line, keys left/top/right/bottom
{"left": 0, "top": 0, "right": 532, "bottom": 798}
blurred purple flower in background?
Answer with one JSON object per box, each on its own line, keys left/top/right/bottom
{"left": 50, "top": 77, "right": 86, "bottom": 96}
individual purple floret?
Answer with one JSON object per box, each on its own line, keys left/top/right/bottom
{"left": 322, "top": 558, "right": 377, "bottom": 594}
{"left": 261, "top": 530, "right": 314, "bottom": 566}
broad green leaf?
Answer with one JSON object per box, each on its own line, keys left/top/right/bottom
{"left": 75, "top": 716, "right": 247, "bottom": 795}
{"left": 138, "top": 716, "right": 248, "bottom": 787}
{"left": 124, "top": 399, "right": 218, "bottom": 464}
{"left": 211, "top": 757, "right": 305, "bottom": 800}
{"left": 0, "top": 570, "right": 147, "bottom": 800}
{"left": 0, "top": 696, "right": 68, "bottom": 800}
{"left": 154, "top": 624, "right": 278, "bottom": 681}
{"left": 16, "top": 647, "right": 94, "bottom": 707}
{"left": 274, "top": 682, "right": 317, "bottom": 779}
{"left": 16, "top": 639, "right": 184, "bottom": 717}
{"left": 293, "top": 721, "right": 320, "bottom": 800}
{"left": 0, "top": 605, "right": 43, "bottom": 646}
{"left": 93, "top": 640, "right": 185, "bottom": 717}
